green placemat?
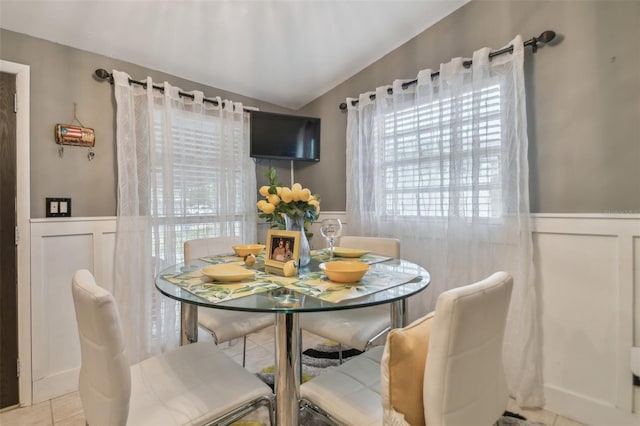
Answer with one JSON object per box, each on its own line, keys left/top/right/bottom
{"left": 161, "top": 269, "right": 290, "bottom": 303}
{"left": 285, "top": 268, "right": 418, "bottom": 303}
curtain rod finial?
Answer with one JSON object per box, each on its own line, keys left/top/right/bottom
{"left": 538, "top": 30, "right": 556, "bottom": 44}
{"left": 339, "top": 102, "right": 348, "bottom": 112}
{"left": 94, "top": 69, "right": 113, "bottom": 83}
{"left": 531, "top": 30, "right": 556, "bottom": 53}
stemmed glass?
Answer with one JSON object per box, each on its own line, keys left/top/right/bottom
{"left": 320, "top": 218, "right": 342, "bottom": 260}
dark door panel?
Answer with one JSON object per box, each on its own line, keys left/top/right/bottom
{"left": 0, "top": 71, "right": 19, "bottom": 409}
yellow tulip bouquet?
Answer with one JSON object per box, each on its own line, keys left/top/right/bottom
{"left": 256, "top": 167, "right": 320, "bottom": 236}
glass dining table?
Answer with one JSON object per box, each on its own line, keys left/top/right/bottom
{"left": 155, "top": 250, "right": 430, "bottom": 426}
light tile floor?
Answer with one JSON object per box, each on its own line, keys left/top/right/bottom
{"left": 0, "top": 326, "right": 585, "bottom": 426}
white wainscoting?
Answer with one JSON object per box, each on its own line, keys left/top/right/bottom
{"left": 532, "top": 214, "right": 640, "bottom": 426}
{"left": 30, "top": 217, "right": 116, "bottom": 403}
{"left": 27, "top": 214, "right": 639, "bottom": 425}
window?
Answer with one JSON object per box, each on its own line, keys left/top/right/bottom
{"left": 151, "top": 107, "right": 248, "bottom": 262}
{"left": 379, "top": 83, "right": 503, "bottom": 219}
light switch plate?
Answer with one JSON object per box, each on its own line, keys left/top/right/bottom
{"left": 46, "top": 197, "right": 71, "bottom": 217}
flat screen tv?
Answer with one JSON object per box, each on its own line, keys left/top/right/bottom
{"left": 250, "top": 111, "right": 320, "bottom": 162}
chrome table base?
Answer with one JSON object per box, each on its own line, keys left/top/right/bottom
{"left": 275, "top": 312, "right": 300, "bottom": 425}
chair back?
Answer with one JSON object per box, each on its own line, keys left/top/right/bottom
{"left": 184, "top": 236, "right": 241, "bottom": 261}
{"left": 424, "top": 272, "right": 513, "bottom": 426}
{"left": 338, "top": 236, "right": 400, "bottom": 258}
{"left": 72, "top": 269, "right": 131, "bottom": 426}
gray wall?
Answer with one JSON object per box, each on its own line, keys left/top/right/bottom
{"left": 299, "top": 0, "right": 640, "bottom": 213}
{"left": 2, "top": 0, "right": 639, "bottom": 217}
{"left": 0, "top": 29, "right": 295, "bottom": 218}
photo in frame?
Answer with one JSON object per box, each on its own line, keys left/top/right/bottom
{"left": 265, "top": 229, "right": 300, "bottom": 269}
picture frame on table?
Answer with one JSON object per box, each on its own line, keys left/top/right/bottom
{"left": 265, "top": 229, "right": 300, "bottom": 269}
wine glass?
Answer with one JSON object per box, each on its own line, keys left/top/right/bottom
{"left": 320, "top": 218, "right": 342, "bottom": 260}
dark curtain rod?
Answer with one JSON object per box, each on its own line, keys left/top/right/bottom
{"left": 93, "top": 69, "right": 256, "bottom": 112}
{"left": 338, "top": 30, "right": 556, "bottom": 111}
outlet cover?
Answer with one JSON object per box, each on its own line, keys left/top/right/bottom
{"left": 46, "top": 197, "right": 71, "bottom": 217}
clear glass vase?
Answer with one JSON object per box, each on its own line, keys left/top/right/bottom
{"left": 284, "top": 214, "right": 311, "bottom": 266}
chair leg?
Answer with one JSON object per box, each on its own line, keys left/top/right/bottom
{"left": 299, "top": 328, "right": 303, "bottom": 383}
{"left": 242, "top": 335, "right": 247, "bottom": 367}
{"left": 269, "top": 395, "right": 276, "bottom": 426}
{"left": 210, "top": 329, "right": 247, "bottom": 368}
{"left": 211, "top": 395, "right": 274, "bottom": 426}
{"left": 299, "top": 398, "right": 344, "bottom": 426}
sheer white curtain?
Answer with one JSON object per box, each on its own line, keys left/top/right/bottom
{"left": 346, "top": 36, "right": 543, "bottom": 407}
{"left": 112, "top": 70, "right": 257, "bottom": 363}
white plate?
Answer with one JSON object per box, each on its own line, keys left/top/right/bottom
{"left": 201, "top": 264, "right": 255, "bottom": 282}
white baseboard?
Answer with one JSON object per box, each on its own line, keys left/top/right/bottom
{"left": 544, "top": 385, "right": 640, "bottom": 426}
{"left": 32, "top": 369, "right": 79, "bottom": 404}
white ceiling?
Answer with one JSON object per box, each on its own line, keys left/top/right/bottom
{"left": 0, "top": 0, "right": 468, "bottom": 109}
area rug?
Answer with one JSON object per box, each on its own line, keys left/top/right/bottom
{"left": 256, "top": 341, "right": 363, "bottom": 389}
{"left": 234, "top": 342, "right": 545, "bottom": 425}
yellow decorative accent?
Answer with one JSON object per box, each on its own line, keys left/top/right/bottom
{"left": 283, "top": 260, "right": 298, "bottom": 277}
{"left": 244, "top": 253, "right": 256, "bottom": 266}
{"left": 384, "top": 314, "right": 434, "bottom": 426}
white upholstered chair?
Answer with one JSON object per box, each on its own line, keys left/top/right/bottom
{"left": 300, "top": 271, "right": 513, "bottom": 426}
{"left": 71, "top": 269, "right": 273, "bottom": 426}
{"left": 184, "top": 237, "right": 274, "bottom": 365}
{"left": 300, "top": 236, "right": 400, "bottom": 356}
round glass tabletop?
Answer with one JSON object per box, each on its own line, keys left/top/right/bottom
{"left": 155, "top": 256, "right": 430, "bottom": 313}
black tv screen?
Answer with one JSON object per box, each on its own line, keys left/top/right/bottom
{"left": 250, "top": 111, "right": 320, "bottom": 162}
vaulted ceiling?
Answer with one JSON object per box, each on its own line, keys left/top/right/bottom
{"left": 0, "top": 0, "right": 469, "bottom": 109}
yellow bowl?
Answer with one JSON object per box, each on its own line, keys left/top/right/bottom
{"left": 319, "top": 261, "right": 370, "bottom": 283}
{"left": 232, "top": 244, "right": 266, "bottom": 257}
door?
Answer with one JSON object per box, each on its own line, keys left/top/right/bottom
{"left": 0, "top": 71, "right": 19, "bottom": 409}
